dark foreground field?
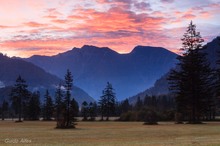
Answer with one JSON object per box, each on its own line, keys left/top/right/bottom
{"left": 0, "top": 121, "right": 220, "bottom": 146}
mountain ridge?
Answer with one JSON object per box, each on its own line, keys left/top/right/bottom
{"left": 25, "top": 45, "right": 178, "bottom": 100}
{"left": 0, "top": 54, "right": 95, "bottom": 105}
{"left": 128, "top": 36, "right": 220, "bottom": 104}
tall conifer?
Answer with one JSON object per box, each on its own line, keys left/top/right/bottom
{"left": 168, "top": 21, "right": 212, "bottom": 123}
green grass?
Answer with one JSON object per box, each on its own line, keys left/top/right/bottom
{"left": 0, "top": 121, "right": 220, "bottom": 146}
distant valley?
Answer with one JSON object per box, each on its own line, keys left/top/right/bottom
{"left": 0, "top": 54, "right": 94, "bottom": 105}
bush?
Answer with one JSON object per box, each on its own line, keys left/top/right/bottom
{"left": 142, "top": 108, "right": 158, "bottom": 125}
{"left": 119, "top": 111, "right": 137, "bottom": 121}
{"left": 175, "top": 112, "right": 183, "bottom": 124}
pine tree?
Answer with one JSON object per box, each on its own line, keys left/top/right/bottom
{"left": 64, "top": 69, "right": 73, "bottom": 127}
{"left": 215, "top": 51, "right": 220, "bottom": 115}
{"left": 56, "top": 69, "right": 78, "bottom": 128}
{"left": 168, "top": 21, "right": 212, "bottom": 123}
{"left": 120, "top": 99, "right": 131, "bottom": 114}
{"left": 43, "top": 90, "right": 54, "bottom": 121}
{"left": 99, "top": 82, "right": 116, "bottom": 121}
{"left": 10, "top": 75, "right": 30, "bottom": 122}
{"left": 98, "top": 91, "right": 107, "bottom": 121}
{"left": 88, "top": 102, "right": 96, "bottom": 121}
{"left": 1, "top": 100, "right": 9, "bottom": 120}
{"left": 27, "top": 91, "right": 41, "bottom": 120}
{"left": 55, "top": 83, "right": 64, "bottom": 121}
{"left": 135, "top": 96, "right": 143, "bottom": 111}
{"left": 70, "top": 98, "right": 79, "bottom": 120}
{"left": 81, "top": 101, "right": 88, "bottom": 121}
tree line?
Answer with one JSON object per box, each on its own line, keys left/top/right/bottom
{"left": 0, "top": 70, "right": 79, "bottom": 128}
{"left": 0, "top": 70, "right": 119, "bottom": 127}
{"left": 0, "top": 72, "right": 172, "bottom": 125}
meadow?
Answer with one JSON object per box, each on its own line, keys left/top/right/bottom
{"left": 0, "top": 121, "right": 220, "bottom": 146}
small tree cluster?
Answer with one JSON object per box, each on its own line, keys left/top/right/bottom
{"left": 0, "top": 100, "right": 9, "bottom": 120}
{"left": 25, "top": 91, "right": 41, "bottom": 120}
{"left": 9, "top": 70, "right": 79, "bottom": 127}
{"left": 10, "top": 75, "right": 30, "bottom": 122}
{"left": 81, "top": 101, "right": 97, "bottom": 121}
{"left": 9, "top": 76, "right": 42, "bottom": 121}
{"left": 119, "top": 95, "right": 174, "bottom": 122}
{"left": 42, "top": 90, "right": 54, "bottom": 121}
{"left": 98, "top": 82, "right": 116, "bottom": 121}
{"left": 56, "top": 69, "right": 79, "bottom": 129}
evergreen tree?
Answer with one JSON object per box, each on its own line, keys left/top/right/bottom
{"left": 134, "top": 96, "right": 143, "bottom": 111}
{"left": 10, "top": 75, "right": 30, "bottom": 122}
{"left": 64, "top": 69, "right": 73, "bottom": 127}
{"left": 27, "top": 91, "right": 41, "bottom": 120}
{"left": 70, "top": 98, "right": 79, "bottom": 119}
{"left": 148, "top": 96, "right": 157, "bottom": 109}
{"left": 56, "top": 69, "right": 77, "bottom": 128}
{"left": 43, "top": 90, "right": 54, "bottom": 121}
{"left": 120, "top": 99, "right": 131, "bottom": 114}
{"left": 99, "top": 82, "right": 116, "bottom": 121}
{"left": 143, "top": 95, "right": 150, "bottom": 106}
{"left": 215, "top": 51, "right": 220, "bottom": 115}
{"left": 168, "top": 21, "right": 213, "bottom": 123}
{"left": 55, "top": 83, "right": 64, "bottom": 121}
{"left": 98, "top": 90, "right": 107, "bottom": 121}
{"left": 88, "top": 102, "right": 96, "bottom": 121}
{"left": 81, "top": 101, "right": 88, "bottom": 121}
{"left": 1, "top": 100, "right": 9, "bottom": 120}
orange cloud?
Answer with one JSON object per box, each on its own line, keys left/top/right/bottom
{"left": 181, "top": 13, "right": 196, "bottom": 19}
{"left": 0, "top": 3, "right": 182, "bottom": 58}
{"left": 24, "top": 22, "right": 47, "bottom": 27}
{"left": 0, "top": 25, "right": 11, "bottom": 29}
{"left": 199, "top": 11, "right": 211, "bottom": 19}
{"left": 0, "top": 24, "right": 178, "bottom": 57}
{"left": 52, "top": 19, "right": 68, "bottom": 24}
{"left": 0, "top": 0, "right": 219, "bottom": 58}
{"left": 67, "top": 7, "right": 166, "bottom": 34}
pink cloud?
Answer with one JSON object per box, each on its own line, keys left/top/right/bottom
{"left": 0, "top": 0, "right": 219, "bottom": 58}
{"left": 0, "top": 25, "right": 13, "bottom": 29}
{"left": 24, "top": 21, "right": 47, "bottom": 27}
{"left": 52, "top": 19, "right": 68, "bottom": 24}
{"left": 181, "top": 13, "right": 196, "bottom": 19}
{"left": 199, "top": 11, "right": 211, "bottom": 19}
{"left": 67, "top": 7, "right": 166, "bottom": 34}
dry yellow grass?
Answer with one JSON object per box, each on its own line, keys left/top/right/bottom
{"left": 0, "top": 121, "right": 220, "bottom": 146}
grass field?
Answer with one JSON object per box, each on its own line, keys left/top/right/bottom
{"left": 0, "top": 121, "right": 220, "bottom": 146}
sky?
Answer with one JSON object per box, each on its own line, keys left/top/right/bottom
{"left": 0, "top": 0, "right": 219, "bottom": 57}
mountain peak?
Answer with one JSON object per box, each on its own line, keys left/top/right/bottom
{"left": 205, "top": 36, "right": 220, "bottom": 46}
{"left": 131, "top": 45, "right": 174, "bottom": 55}
{"left": 80, "top": 45, "right": 118, "bottom": 54}
{"left": 203, "top": 36, "right": 220, "bottom": 67}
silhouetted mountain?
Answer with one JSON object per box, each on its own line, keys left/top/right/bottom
{"left": 203, "top": 36, "right": 220, "bottom": 68}
{"left": 129, "top": 36, "right": 220, "bottom": 104}
{"left": 128, "top": 73, "right": 170, "bottom": 104}
{"left": 25, "top": 45, "right": 177, "bottom": 100}
{"left": 0, "top": 54, "right": 95, "bottom": 105}
{"left": 0, "top": 53, "right": 60, "bottom": 87}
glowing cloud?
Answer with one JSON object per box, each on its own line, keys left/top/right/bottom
{"left": 0, "top": 0, "right": 219, "bottom": 57}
